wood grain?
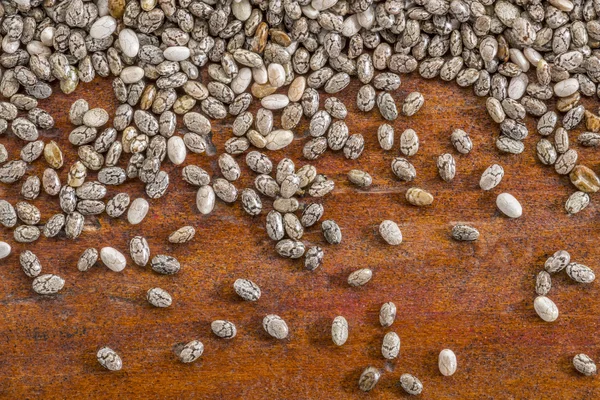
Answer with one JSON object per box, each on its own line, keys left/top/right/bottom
{"left": 1, "top": 74, "right": 600, "bottom": 399}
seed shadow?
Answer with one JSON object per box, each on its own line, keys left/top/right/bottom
{"left": 194, "top": 314, "right": 213, "bottom": 331}
{"left": 245, "top": 313, "right": 275, "bottom": 342}
{"left": 214, "top": 280, "right": 243, "bottom": 303}
{"left": 383, "top": 359, "right": 398, "bottom": 374}
{"left": 306, "top": 315, "right": 332, "bottom": 348}
{"left": 424, "top": 348, "right": 442, "bottom": 376}
{"left": 366, "top": 332, "right": 383, "bottom": 360}
{"left": 561, "top": 353, "right": 584, "bottom": 377}
{"left": 380, "top": 378, "right": 404, "bottom": 398}
{"left": 329, "top": 268, "right": 350, "bottom": 288}
{"left": 342, "top": 365, "right": 369, "bottom": 396}
{"left": 368, "top": 304, "right": 383, "bottom": 327}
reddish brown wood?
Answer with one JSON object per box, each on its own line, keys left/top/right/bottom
{"left": 1, "top": 75, "right": 600, "bottom": 398}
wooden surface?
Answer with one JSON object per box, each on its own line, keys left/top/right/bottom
{"left": 1, "top": 74, "right": 600, "bottom": 399}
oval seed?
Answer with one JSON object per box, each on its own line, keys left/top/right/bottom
{"left": 0, "top": 160, "right": 28, "bottom": 184}
{"left": 151, "top": 255, "right": 181, "bottom": 275}
{"left": 0, "top": 241, "right": 11, "bottom": 260}
{"left": 182, "top": 166, "right": 210, "bottom": 187}
{"left": 256, "top": 108, "right": 274, "bottom": 135}
{"left": 273, "top": 198, "right": 299, "bottom": 214}
{"left": 106, "top": 193, "right": 130, "bottom": 218}
{"left": 437, "top": 154, "right": 456, "bottom": 182}
{"left": 211, "top": 320, "right": 237, "bottom": 339}
{"left": 452, "top": 225, "right": 479, "bottom": 241}
{"left": 378, "top": 124, "right": 394, "bottom": 150}
{"left": 65, "top": 212, "right": 85, "bottom": 239}
{"left": 534, "top": 295, "right": 559, "bottom": 322}
{"left": 0, "top": 201, "right": 17, "bottom": 228}
{"left": 97, "top": 347, "right": 122, "bottom": 371}
{"left": 301, "top": 204, "right": 324, "bottom": 228}
{"left": 569, "top": 165, "right": 600, "bottom": 193}
{"left": 241, "top": 189, "right": 262, "bottom": 216}
{"left": 402, "top": 92, "right": 425, "bottom": 116}
{"left": 20, "top": 250, "right": 42, "bottom": 278}
{"left": 324, "top": 97, "right": 347, "bottom": 119}
{"left": 480, "top": 164, "right": 504, "bottom": 190}
{"left": 233, "top": 278, "right": 261, "bottom": 301}
{"left": 168, "top": 226, "right": 195, "bottom": 244}
{"left": 178, "top": 340, "right": 204, "bottom": 363}
{"left": 554, "top": 78, "right": 579, "bottom": 97}
{"left": 129, "top": 236, "right": 150, "bottom": 267}
{"left": 380, "top": 302, "right": 396, "bottom": 327}
{"left": 379, "top": 220, "right": 402, "bottom": 245}
{"left": 283, "top": 213, "right": 303, "bottom": 240}
{"left": 566, "top": 263, "right": 595, "bottom": 284}
{"left": 127, "top": 198, "right": 149, "bottom": 225}
{"left": 147, "top": 288, "right": 172, "bottom": 308}
{"left": 14, "top": 225, "right": 40, "bottom": 243}
{"left": 32, "top": 274, "right": 65, "bottom": 295}
{"left": 275, "top": 239, "right": 305, "bottom": 258}
{"left": 400, "top": 129, "right": 419, "bottom": 156}
{"left": 21, "top": 142, "right": 44, "bottom": 163}
{"left": 348, "top": 268, "right": 372, "bottom": 287}
{"left": 167, "top": 136, "right": 187, "bottom": 165}
{"left": 218, "top": 154, "right": 241, "bottom": 182}
{"left": 565, "top": 191, "right": 589, "bottom": 215}
{"left": 486, "top": 98, "right": 506, "bottom": 123}
{"left": 391, "top": 158, "right": 416, "bottom": 181}
{"left": 16, "top": 202, "right": 41, "bottom": 225}
{"left": 573, "top": 354, "right": 597, "bottom": 376}
{"left": 261, "top": 94, "right": 289, "bottom": 110}
{"left": 400, "top": 374, "right": 423, "bottom": 395}
{"left": 381, "top": 332, "right": 400, "bottom": 359}
{"left": 213, "top": 178, "right": 238, "bottom": 203}
{"left": 556, "top": 150, "right": 578, "bottom": 176}
{"left": 309, "top": 110, "right": 331, "bottom": 138}
{"left": 358, "top": 367, "right": 380, "bottom": 392}
{"left": 545, "top": 250, "right": 570, "bottom": 274}
{"left": 12, "top": 118, "right": 39, "bottom": 141}
{"left": 348, "top": 170, "right": 372, "bottom": 188}
{"left": 100, "top": 247, "right": 127, "bottom": 272}
{"left": 78, "top": 248, "right": 98, "bottom": 272}
{"left": 262, "top": 314, "right": 288, "bottom": 339}
{"left": 43, "top": 214, "right": 65, "bottom": 238}
{"left": 304, "top": 246, "right": 324, "bottom": 271}
{"left": 280, "top": 175, "right": 300, "bottom": 198}
{"left": 327, "top": 121, "right": 349, "bottom": 151}
{"left": 377, "top": 92, "right": 398, "bottom": 121}
{"left": 332, "top": 316, "right": 349, "bottom": 346}
{"left": 343, "top": 134, "right": 365, "bottom": 160}
{"left": 83, "top": 108, "right": 109, "bottom": 127}
{"left": 119, "top": 29, "right": 139, "bottom": 58}
{"left": 322, "top": 220, "right": 342, "bottom": 244}
{"left": 536, "top": 271, "right": 552, "bottom": 296}
{"left": 281, "top": 103, "right": 303, "bottom": 130}
{"left": 246, "top": 152, "right": 272, "bottom": 175}
{"left": 266, "top": 211, "right": 285, "bottom": 241}
{"left": 196, "top": 185, "right": 216, "bottom": 215}
{"left": 406, "top": 187, "right": 434, "bottom": 206}
{"left": 439, "top": 349, "right": 458, "bottom": 376}
{"left": 536, "top": 139, "right": 557, "bottom": 165}
{"left": 496, "top": 193, "right": 522, "bottom": 218}
{"left": 451, "top": 129, "right": 473, "bottom": 154}
{"left": 69, "top": 99, "right": 88, "bottom": 125}
{"left": 59, "top": 186, "right": 77, "bottom": 214}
